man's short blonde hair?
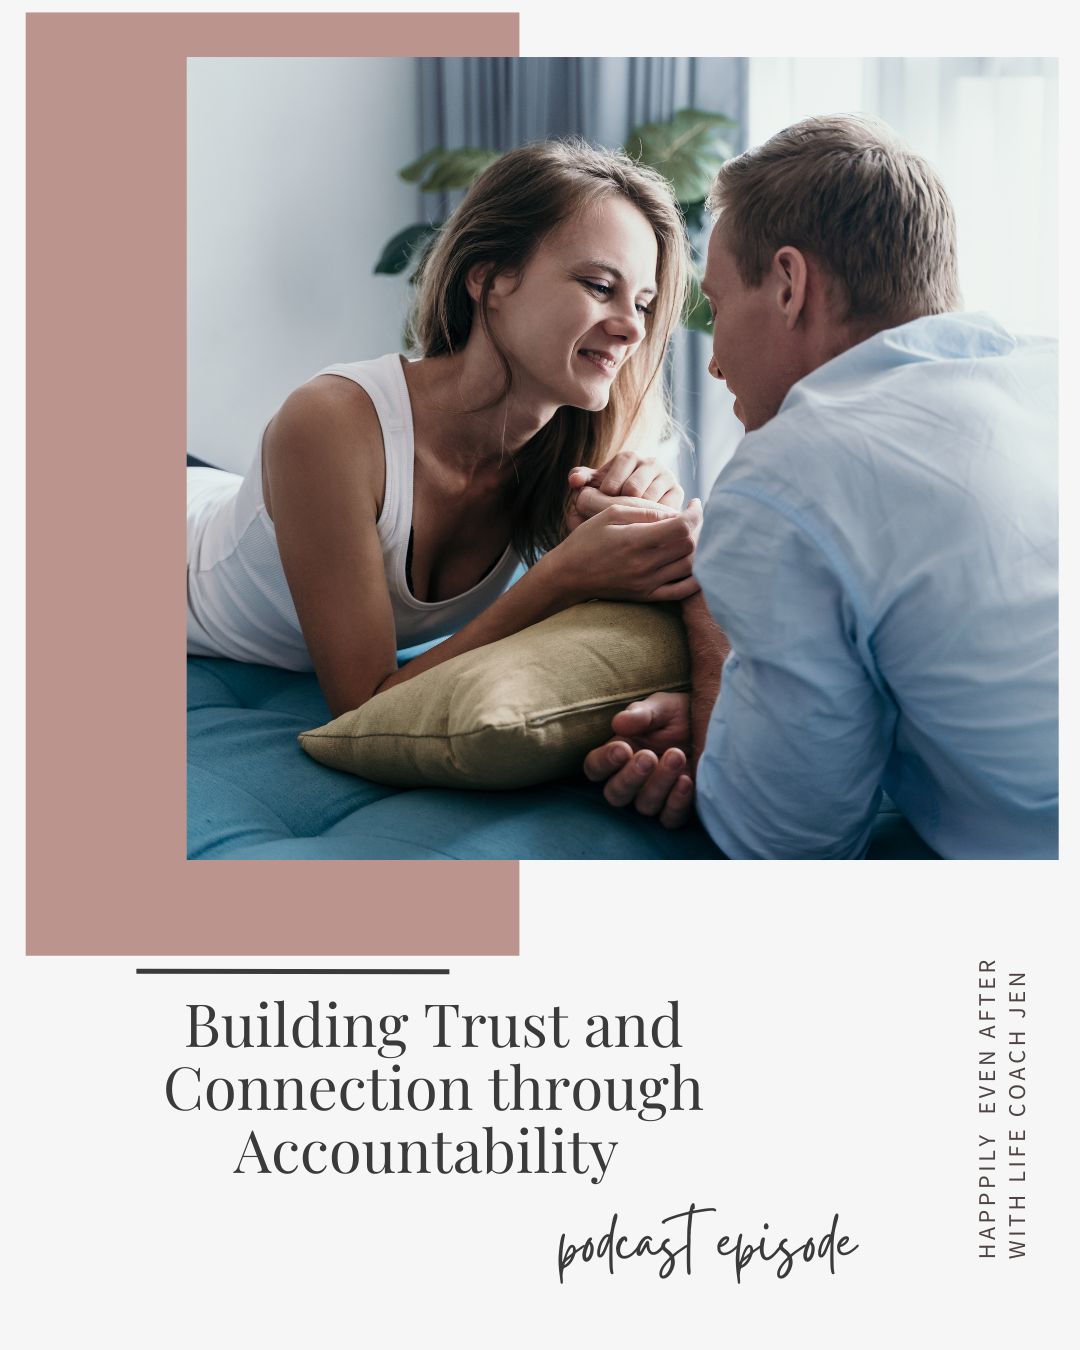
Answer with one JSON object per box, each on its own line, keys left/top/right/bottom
{"left": 708, "top": 114, "right": 961, "bottom": 324}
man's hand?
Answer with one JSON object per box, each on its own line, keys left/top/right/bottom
{"left": 583, "top": 691, "right": 695, "bottom": 828}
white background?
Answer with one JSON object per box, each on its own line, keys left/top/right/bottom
{"left": 6, "top": 890, "right": 1075, "bottom": 1345}
{"left": 7, "top": 2, "right": 1076, "bottom": 1346}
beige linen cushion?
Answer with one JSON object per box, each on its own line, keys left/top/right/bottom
{"left": 298, "top": 601, "right": 689, "bottom": 790}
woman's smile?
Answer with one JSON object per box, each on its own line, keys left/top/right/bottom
{"left": 577, "top": 347, "right": 621, "bottom": 376}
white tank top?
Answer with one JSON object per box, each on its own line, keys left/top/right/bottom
{"left": 186, "top": 353, "right": 522, "bottom": 670}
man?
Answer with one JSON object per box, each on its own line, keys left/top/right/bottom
{"left": 583, "top": 114, "right": 1058, "bottom": 859}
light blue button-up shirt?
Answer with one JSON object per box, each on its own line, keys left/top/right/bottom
{"left": 694, "top": 313, "right": 1058, "bottom": 859}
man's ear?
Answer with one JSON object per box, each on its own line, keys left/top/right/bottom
{"left": 772, "top": 246, "right": 809, "bottom": 329}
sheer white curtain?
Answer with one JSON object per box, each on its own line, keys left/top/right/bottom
{"left": 747, "top": 57, "right": 1058, "bottom": 337}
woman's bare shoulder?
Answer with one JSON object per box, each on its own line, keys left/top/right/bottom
{"left": 266, "top": 373, "right": 383, "bottom": 455}
{"left": 262, "top": 373, "right": 386, "bottom": 516}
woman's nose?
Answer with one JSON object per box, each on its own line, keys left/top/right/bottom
{"left": 605, "top": 305, "right": 646, "bottom": 345}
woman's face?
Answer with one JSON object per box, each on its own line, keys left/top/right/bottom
{"left": 482, "top": 195, "right": 660, "bottom": 414}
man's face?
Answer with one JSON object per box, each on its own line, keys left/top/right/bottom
{"left": 701, "top": 222, "right": 796, "bottom": 432}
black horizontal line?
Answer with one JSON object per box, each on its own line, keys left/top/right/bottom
{"left": 135, "top": 968, "right": 450, "bottom": 976}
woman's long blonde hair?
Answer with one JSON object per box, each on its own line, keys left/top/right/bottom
{"left": 409, "top": 139, "right": 691, "bottom": 564}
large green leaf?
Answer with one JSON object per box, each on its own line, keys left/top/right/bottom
{"left": 682, "top": 274, "right": 714, "bottom": 335}
{"left": 625, "top": 108, "right": 737, "bottom": 204}
{"left": 398, "top": 147, "right": 445, "bottom": 183}
{"left": 413, "top": 147, "right": 501, "bottom": 192}
{"left": 374, "top": 222, "right": 439, "bottom": 275}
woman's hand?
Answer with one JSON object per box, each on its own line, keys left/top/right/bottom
{"left": 545, "top": 499, "right": 702, "bottom": 604}
{"left": 566, "top": 453, "right": 684, "bottom": 531}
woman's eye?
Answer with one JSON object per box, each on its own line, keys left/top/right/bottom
{"left": 583, "top": 279, "right": 652, "bottom": 320}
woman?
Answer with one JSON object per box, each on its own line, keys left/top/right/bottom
{"left": 187, "top": 140, "right": 700, "bottom": 718}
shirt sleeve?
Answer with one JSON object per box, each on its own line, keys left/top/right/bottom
{"left": 694, "top": 484, "right": 895, "bottom": 859}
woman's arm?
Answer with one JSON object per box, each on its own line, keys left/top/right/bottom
{"left": 262, "top": 378, "right": 401, "bottom": 718}
{"left": 375, "top": 498, "right": 702, "bottom": 695}
{"left": 265, "top": 380, "right": 702, "bottom": 717}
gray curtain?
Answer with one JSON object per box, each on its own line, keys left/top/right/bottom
{"left": 416, "top": 57, "right": 747, "bottom": 497}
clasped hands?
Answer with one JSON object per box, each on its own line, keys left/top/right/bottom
{"left": 566, "top": 449, "right": 687, "bottom": 528}
{"left": 558, "top": 454, "right": 702, "bottom": 607}
{"left": 566, "top": 454, "right": 697, "bottom": 828}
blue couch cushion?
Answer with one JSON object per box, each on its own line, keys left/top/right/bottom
{"left": 188, "top": 657, "right": 936, "bottom": 860}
